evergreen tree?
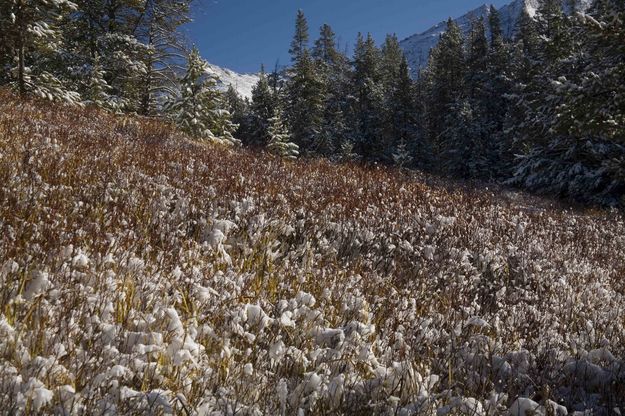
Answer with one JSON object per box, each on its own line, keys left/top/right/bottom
{"left": 350, "top": 33, "right": 384, "bottom": 160}
{"left": 313, "top": 24, "right": 342, "bottom": 67}
{"left": 0, "top": 0, "right": 79, "bottom": 101}
{"left": 380, "top": 34, "right": 404, "bottom": 88}
{"left": 536, "top": 0, "right": 571, "bottom": 64}
{"left": 485, "top": 6, "right": 514, "bottom": 176}
{"left": 509, "top": 0, "right": 625, "bottom": 205}
{"left": 84, "top": 53, "right": 119, "bottom": 111}
{"left": 337, "top": 140, "right": 360, "bottom": 163}
{"left": 286, "top": 50, "right": 325, "bottom": 153}
{"left": 61, "top": 1, "right": 130, "bottom": 109}
{"left": 465, "top": 18, "right": 489, "bottom": 99}
{"left": 286, "top": 12, "right": 325, "bottom": 154}
{"left": 248, "top": 67, "right": 277, "bottom": 147}
{"left": 488, "top": 5, "right": 503, "bottom": 45}
{"left": 386, "top": 56, "right": 417, "bottom": 166}
{"left": 289, "top": 10, "right": 309, "bottom": 62}
{"left": 459, "top": 17, "right": 497, "bottom": 178}
{"left": 63, "top": 0, "right": 192, "bottom": 112}
{"left": 224, "top": 85, "right": 250, "bottom": 141}
{"left": 168, "top": 47, "right": 234, "bottom": 144}
{"left": 212, "top": 107, "right": 241, "bottom": 146}
{"left": 267, "top": 108, "right": 299, "bottom": 160}
{"left": 313, "top": 24, "right": 351, "bottom": 157}
{"left": 134, "top": 0, "right": 192, "bottom": 115}
{"left": 392, "top": 139, "right": 414, "bottom": 169}
{"left": 422, "top": 19, "right": 466, "bottom": 168}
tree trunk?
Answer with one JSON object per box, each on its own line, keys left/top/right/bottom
{"left": 17, "top": 0, "right": 26, "bottom": 95}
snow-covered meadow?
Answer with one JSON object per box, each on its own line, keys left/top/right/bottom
{"left": 1, "top": 93, "right": 624, "bottom": 415}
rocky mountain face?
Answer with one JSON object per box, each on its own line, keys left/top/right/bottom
{"left": 399, "top": 0, "right": 592, "bottom": 77}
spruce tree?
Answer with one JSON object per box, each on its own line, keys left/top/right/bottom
{"left": 380, "top": 34, "right": 404, "bottom": 88}
{"left": 84, "top": 53, "right": 119, "bottom": 111}
{"left": 65, "top": 0, "right": 144, "bottom": 108}
{"left": 287, "top": 50, "right": 325, "bottom": 153}
{"left": 289, "top": 10, "right": 309, "bottom": 62}
{"left": 350, "top": 33, "right": 384, "bottom": 160}
{"left": 313, "top": 24, "right": 342, "bottom": 67}
{"left": 64, "top": 0, "right": 192, "bottom": 112}
{"left": 135, "top": 0, "right": 193, "bottom": 115}
{"left": 485, "top": 6, "right": 514, "bottom": 176}
{"left": 313, "top": 24, "right": 351, "bottom": 157}
{"left": 423, "top": 19, "right": 466, "bottom": 168}
{"left": 286, "top": 11, "right": 325, "bottom": 154}
{"left": 0, "top": 0, "right": 79, "bottom": 101}
{"left": 267, "top": 108, "right": 299, "bottom": 160}
{"left": 386, "top": 56, "right": 417, "bottom": 166}
{"left": 168, "top": 47, "right": 234, "bottom": 144}
{"left": 224, "top": 85, "right": 250, "bottom": 142}
{"left": 461, "top": 18, "right": 494, "bottom": 178}
{"left": 509, "top": 0, "right": 625, "bottom": 205}
{"left": 249, "top": 68, "right": 277, "bottom": 147}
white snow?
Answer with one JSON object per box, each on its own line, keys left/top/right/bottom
{"left": 400, "top": 0, "right": 592, "bottom": 77}
{"left": 206, "top": 63, "right": 260, "bottom": 100}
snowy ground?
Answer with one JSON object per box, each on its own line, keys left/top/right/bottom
{"left": 0, "top": 92, "right": 624, "bottom": 415}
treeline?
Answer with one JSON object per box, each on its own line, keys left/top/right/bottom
{"left": 229, "top": 1, "right": 624, "bottom": 206}
{"left": 1, "top": 0, "right": 623, "bottom": 205}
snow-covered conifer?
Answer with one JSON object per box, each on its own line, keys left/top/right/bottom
{"left": 267, "top": 108, "right": 299, "bottom": 160}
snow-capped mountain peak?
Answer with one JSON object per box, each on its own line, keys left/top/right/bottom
{"left": 399, "top": 3, "right": 491, "bottom": 76}
{"left": 206, "top": 63, "right": 259, "bottom": 100}
{"left": 399, "top": 0, "right": 592, "bottom": 78}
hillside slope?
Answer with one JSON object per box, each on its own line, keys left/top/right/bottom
{"left": 1, "top": 93, "right": 624, "bottom": 414}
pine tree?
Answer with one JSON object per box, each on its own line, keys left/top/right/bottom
{"left": 313, "top": 23, "right": 351, "bottom": 157}
{"left": 0, "top": 0, "right": 80, "bottom": 101}
{"left": 380, "top": 34, "right": 404, "bottom": 88}
{"left": 337, "top": 140, "right": 360, "bottom": 163}
{"left": 459, "top": 17, "right": 496, "bottom": 178}
{"left": 168, "top": 47, "right": 233, "bottom": 144}
{"left": 84, "top": 53, "right": 119, "bottom": 111}
{"left": 392, "top": 139, "right": 414, "bottom": 169}
{"left": 248, "top": 67, "right": 277, "bottom": 147}
{"left": 536, "top": 0, "right": 571, "bottom": 64}
{"left": 485, "top": 6, "right": 514, "bottom": 176}
{"left": 423, "top": 19, "right": 466, "bottom": 168}
{"left": 350, "top": 33, "right": 384, "bottom": 160}
{"left": 224, "top": 85, "right": 249, "bottom": 141}
{"left": 134, "top": 0, "right": 192, "bottom": 115}
{"left": 267, "top": 108, "right": 299, "bottom": 160}
{"left": 489, "top": 5, "right": 503, "bottom": 45}
{"left": 289, "top": 10, "right": 309, "bottom": 62}
{"left": 466, "top": 18, "right": 489, "bottom": 99}
{"left": 212, "top": 107, "right": 241, "bottom": 146}
{"left": 516, "top": 0, "right": 624, "bottom": 204}
{"left": 64, "top": 0, "right": 181, "bottom": 112}
{"left": 72, "top": 0, "right": 190, "bottom": 113}
{"left": 286, "top": 12, "right": 325, "bottom": 154}
{"left": 313, "top": 24, "right": 342, "bottom": 67}
{"left": 287, "top": 50, "right": 325, "bottom": 153}
{"left": 385, "top": 56, "right": 417, "bottom": 166}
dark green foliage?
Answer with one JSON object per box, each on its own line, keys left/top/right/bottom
{"left": 248, "top": 68, "right": 278, "bottom": 147}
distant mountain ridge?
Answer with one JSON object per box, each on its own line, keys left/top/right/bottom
{"left": 206, "top": 63, "right": 259, "bottom": 100}
{"left": 399, "top": 0, "right": 592, "bottom": 77}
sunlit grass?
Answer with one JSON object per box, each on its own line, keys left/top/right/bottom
{"left": 1, "top": 90, "right": 624, "bottom": 415}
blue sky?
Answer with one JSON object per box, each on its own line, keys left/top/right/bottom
{"left": 187, "top": 0, "right": 510, "bottom": 74}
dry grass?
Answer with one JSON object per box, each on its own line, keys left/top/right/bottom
{"left": 1, "top": 90, "right": 624, "bottom": 415}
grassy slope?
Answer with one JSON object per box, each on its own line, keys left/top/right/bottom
{"left": 1, "top": 92, "right": 624, "bottom": 414}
